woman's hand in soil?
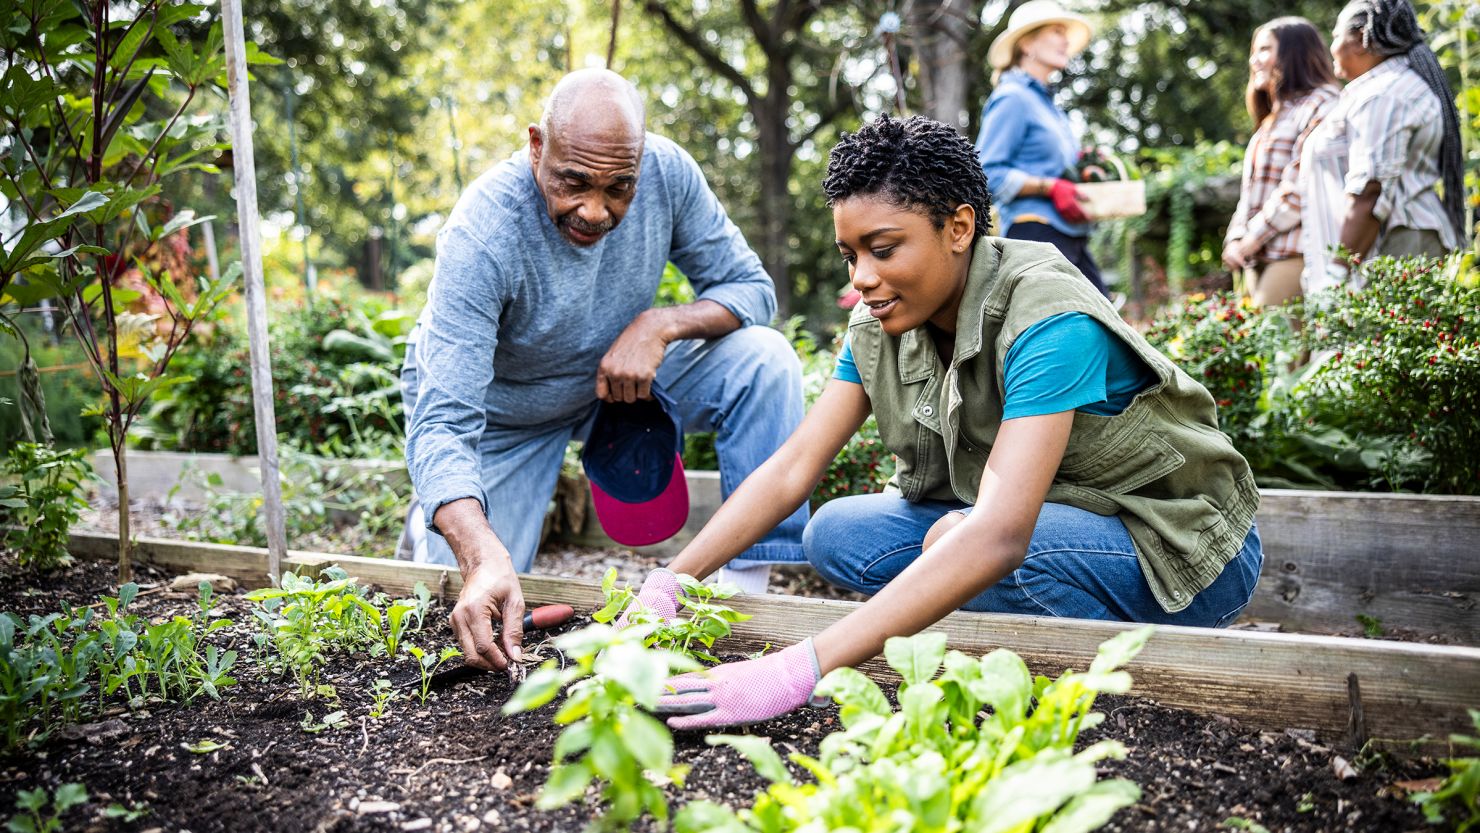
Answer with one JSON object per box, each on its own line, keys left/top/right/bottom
{"left": 615, "top": 568, "right": 682, "bottom": 629}
{"left": 654, "top": 639, "right": 823, "bottom": 730}
{"left": 451, "top": 561, "right": 526, "bottom": 671}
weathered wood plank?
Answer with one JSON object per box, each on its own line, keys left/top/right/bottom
{"left": 1252, "top": 490, "right": 1480, "bottom": 640}
{"left": 65, "top": 532, "right": 1480, "bottom": 747}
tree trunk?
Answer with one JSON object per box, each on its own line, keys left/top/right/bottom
{"left": 114, "top": 435, "right": 132, "bottom": 584}
{"left": 361, "top": 234, "right": 384, "bottom": 291}
{"left": 910, "top": 0, "right": 974, "bottom": 129}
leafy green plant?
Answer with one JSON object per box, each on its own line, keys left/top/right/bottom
{"left": 403, "top": 644, "right": 460, "bottom": 705}
{"left": 247, "top": 569, "right": 430, "bottom": 697}
{"left": 1356, "top": 614, "right": 1385, "bottom": 639}
{"left": 1412, "top": 709, "right": 1480, "bottom": 832}
{"left": 0, "top": 1, "right": 270, "bottom": 582}
{"left": 5, "top": 783, "right": 87, "bottom": 833}
{"left": 593, "top": 568, "right": 751, "bottom": 663}
{"left": 504, "top": 624, "right": 700, "bottom": 831}
{"left": 0, "top": 444, "right": 93, "bottom": 570}
{"left": 677, "top": 627, "right": 1154, "bottom": 832}
{"left": 300, "top": 709, "right": 350, "bottom": 734}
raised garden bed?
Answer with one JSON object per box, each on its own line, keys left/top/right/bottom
{"left": 0, "top": 547, "right": 1460, "bottom": 833}
{"left": 2, "top": 532, "right": 1475, "bottom": 830}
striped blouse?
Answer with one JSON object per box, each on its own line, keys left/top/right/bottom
{"left": 1226, "top": 85, "right": 1339, "bottom": 263}
{"left": 1299, "top": 55, "right": 1460, "bottom": 293}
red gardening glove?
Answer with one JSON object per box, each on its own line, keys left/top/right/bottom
{"left": 1049, "top": 179, "right": 1089, "bottom": 224}
{"left": 614, "top": 568, "right": 681, "bottom": 630}
{"left": 654, "top": 639, "right": 824, "bottom": 730}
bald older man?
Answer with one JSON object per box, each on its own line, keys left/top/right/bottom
{"left": 400, "top": 69, "right": 806, "bottom": 671}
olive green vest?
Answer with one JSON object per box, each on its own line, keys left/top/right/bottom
{"left": 848, "top": 238, "right": 1260, "bottom": 613}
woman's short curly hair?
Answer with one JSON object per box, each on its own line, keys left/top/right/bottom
{"left": 822, "top": 114, "right": 992, "bottom": 239}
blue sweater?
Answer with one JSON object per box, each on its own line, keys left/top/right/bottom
{"left": 405, "top": 134, "right": 776, "bottom": 524}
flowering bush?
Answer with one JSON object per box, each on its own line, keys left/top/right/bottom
{"left": 1145, "top": 253, "right": 1480, "bottom": 494}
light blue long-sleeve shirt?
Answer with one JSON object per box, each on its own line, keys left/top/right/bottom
{"left": 975, "top": 69, "right": 1089, "bottom": 238}
{"left": 405, "top": 133, "right": 777, "bottom": 524}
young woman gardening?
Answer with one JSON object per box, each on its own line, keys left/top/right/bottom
{"left": 1222, "top": 18, "right": 1339, "bottom": 307}
{"left": 628, "top": 115, "right": 1264, "bottom": 730}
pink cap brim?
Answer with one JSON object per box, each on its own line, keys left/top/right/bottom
{"left": 589, "top": 453, "right": 690, "bottom": 547}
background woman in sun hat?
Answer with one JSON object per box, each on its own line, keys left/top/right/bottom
{"left": 974, "top": 0, "right": 1107, "bottom": 295}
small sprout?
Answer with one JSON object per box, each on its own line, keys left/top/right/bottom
{"left": 102, "top": 801, "right": 150, "bottom": 822}
{"left": 300, "top": 710, "right": 350, "bottom": 734}
{"left": 1356, "top": 614, "right": 1385, "bottom": 639}
{"left": 6, "top": 783, "right": 87, "bottom": 833}
{"left": 404, "top": 644, "right": 461, "bottom": 705}
{"left": 369, "top": 678, "right": 395, "bottom": 719}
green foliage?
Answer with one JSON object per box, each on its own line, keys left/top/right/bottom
{"left": 593, "top": 568, "right": 751, "bottom": 664}
{"left": 1413, "top": 709, "right": 1480, "bottom": 832}
{"left": 139, "top": 293, "right": 412, "bottom": 457}
{"left": 676, "top": 627, "right": 1153, "bottom": 832}
{"left": 1144, "top": 253, "right": 1480, "bottom": 494}
{"left": 0, "top": 582, "right": 235, "bottom": 750}
{"left": 0, "top": 334, "right": 104, "bottom": 449}
{"left": 163, "top": 449, "right": 412, "bottom": 560}
{"left": 0, "top": 443, "right": 92, "bottom": 570}
{"left": 503, "top": 624, "right": 700, "bottom": 831}
{"left": 246, "top": 568, "right": 429, "bottom": 698}
{"left": 5, "top": 783, "right": 87, "bottom": 833}
{"left": 369, "top": 678, "right": 395, "bottom": 719}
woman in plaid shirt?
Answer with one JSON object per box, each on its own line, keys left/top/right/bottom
{"left": 1222, "top": 18, "right": 1339, "bottom": 307}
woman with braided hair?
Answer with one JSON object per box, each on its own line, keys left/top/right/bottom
{"left": 620, "top": 115, "right": 1263, "bottom": 731}
{"left": 1300, "top": 0, "right": 1465, "bottom": 294}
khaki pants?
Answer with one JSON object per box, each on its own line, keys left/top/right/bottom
{"left": 1243, "top": 257, "right": 1304, "bottom": 307}
{"left": 1378, "top": 226, "right": 1447, "bottom": 259}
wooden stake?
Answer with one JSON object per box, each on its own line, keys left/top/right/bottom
{"left": 221, "top": 0, "right": 287, "bottom": 585}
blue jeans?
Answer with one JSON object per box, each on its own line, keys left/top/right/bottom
{"left": 803, "top": 493, "right": 1262, "bottom": 627}
{"left": 400, "top": 326, "right": 809, "bottom": 571}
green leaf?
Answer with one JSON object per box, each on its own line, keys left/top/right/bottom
{"left": 814, "top": 666, "right": 890, "bottom": 727}
{"left": 182, "top": 739, "right": 230, "bottom": 754}
{"left": 1089, "top": 626, "right": 1153, "bottom": 674}
{"left": 885, "top": 631, "right": 947, "bottom": 685}
{"left": 622, "top": 709, "right": 674, "bottom": 774}
{"left": 971, "top": 754, "right": 1098, "bottom": 833}
{"left": 537, "top": 761, "right": 593, "bottom": 809}
{"left": 592, "top": 640, "right": 669, "bottom": 709}
{"left": 501, "top": 663, "right": 567, "bottom": 715}
{"left": 707, "top": 734, "right": 792, "bottom": 785}
{"left": 52, "top": 782, "right": 88, "bottom": 812}
{"left": 1040, "top": 779, "right": 1141, "bottom": 833}
{"left": 675, "top": 801, "right": 748, "bottom": 833}
{"left": 971, "top": 649, "right": 1033, "bottom": 725}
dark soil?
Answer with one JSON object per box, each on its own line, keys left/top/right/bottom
{"left": 0, "top": 554, "right": 1446, "bottom": 833}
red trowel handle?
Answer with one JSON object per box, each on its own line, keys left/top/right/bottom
{"left": 522, "top": 604, "right": 575, "bottom": 632}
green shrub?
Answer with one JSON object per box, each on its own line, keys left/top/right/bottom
{"left": 0, "top": 444, "right": 93, "bottom": 571}
{"left": 1412, "top": 709, "right": 1480, "bottom": 832}
{"left": 1302, "top": 255, "right": 1480, "bottom": 492}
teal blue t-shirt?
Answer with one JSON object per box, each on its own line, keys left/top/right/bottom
{"left": 833, "top": 312, "right": 1157, "bottom": 419}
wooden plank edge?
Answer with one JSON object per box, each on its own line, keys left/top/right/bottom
{"left": 65, "top": 531, "right": 1480, "bottom": 748}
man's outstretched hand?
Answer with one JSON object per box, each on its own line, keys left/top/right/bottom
{"left": 450, "top": 559, "right": 526, "bottom": 672}
{"left": 654, "top": 639, "right": 823, "bottom": 730}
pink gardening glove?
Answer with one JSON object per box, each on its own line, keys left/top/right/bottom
{"left": 614, "top": 568, "right": 681, "bottom": 630}
{"left": 655, "top": 639, "right": 825, "bottom": 730}
{"left": 1049, "top": 178, "right": 1089, "bottom": 224}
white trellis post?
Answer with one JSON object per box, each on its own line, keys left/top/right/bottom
{"left": 222, "top": 0, "right": 288, "bottom": 585}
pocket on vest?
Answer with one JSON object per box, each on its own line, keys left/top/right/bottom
{"left": 1057, "top": 431, "right": 1186, "bottom": 494}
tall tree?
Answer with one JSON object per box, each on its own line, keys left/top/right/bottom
{"left": 638, "top": 1, "right": 869, "bottom": 317}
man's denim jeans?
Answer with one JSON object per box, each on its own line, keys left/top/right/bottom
{"left": 401, "top": 326, "right": 809, "bottom": 572}
{"left": 804, "top": 493, "right": 1263, "bottom": 627}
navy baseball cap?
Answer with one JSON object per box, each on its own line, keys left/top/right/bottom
{"left": 582, "top": 383, "right": 690, "bottom": 547}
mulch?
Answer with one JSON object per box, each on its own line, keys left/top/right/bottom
{"left": 0, "top": 553, "right": 1449, "bottom": 833}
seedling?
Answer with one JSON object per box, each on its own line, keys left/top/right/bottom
{"left": 369, "top": 678, "right": 395, "bottom": 718}
{"left": 504, "top": 624, "right": 699, "bottom": 831}
{"left": 404, "top": 645, "right": 461, "bottom": 705}
{"left": 102, "top": 802, "right": 150, "bottom": 823}
{"left": 1223, "top": 819, "right": 1271, "bottom": 833}
{"left": 1356, "top": 614, "right": 1385, "bottom": 639}
{"left": 300, "top": 710, "right": 351, "bottom": 734}
{"left": 5, "top": 783, "right": 87, "bottom": 833}
{"left": 1411, "top": 708, "right": 1480, "bottom": 831}
{"left": 677, "top": 627, "right": 1155, "bottom": 832}
{"left": 593, "top": 568, "right": 751, "bottom": 663}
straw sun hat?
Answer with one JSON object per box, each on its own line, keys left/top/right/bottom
{"left": 987, "top": 0, "right": 1093, "bottom": 70}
